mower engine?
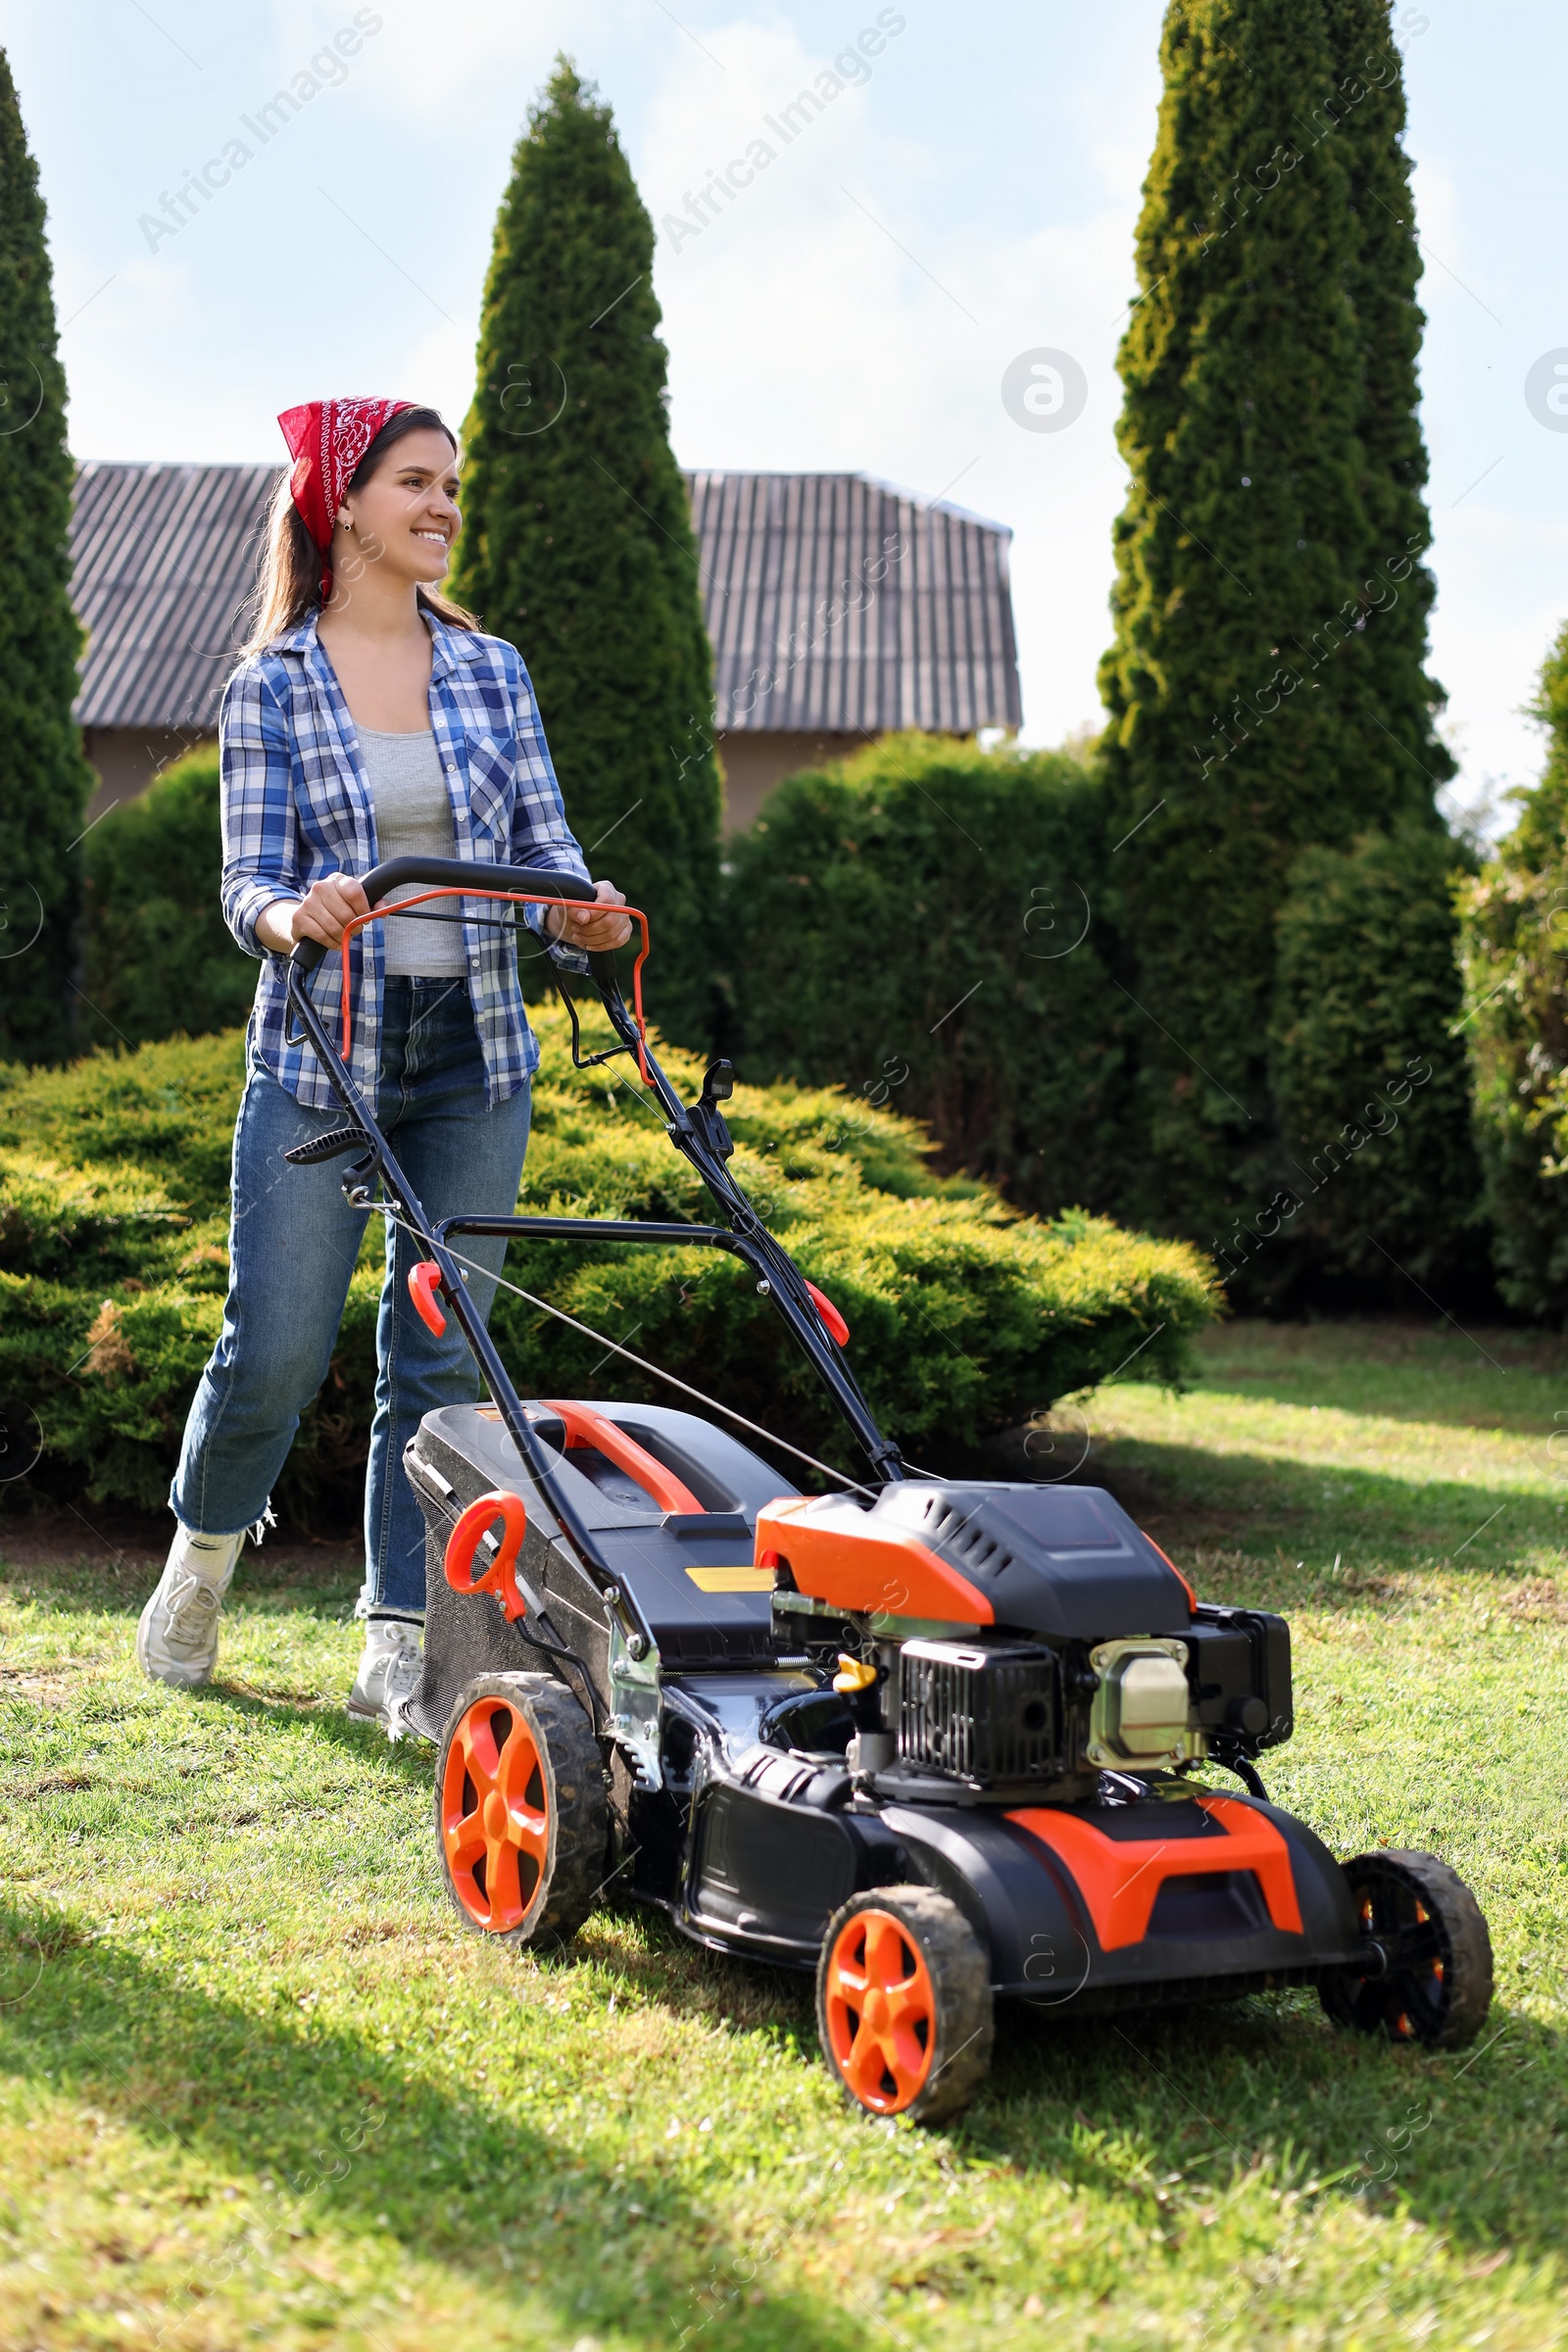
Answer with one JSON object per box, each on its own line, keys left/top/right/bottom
{"left": 759, "top": 1480, "right": 1292, "bottom": 1797}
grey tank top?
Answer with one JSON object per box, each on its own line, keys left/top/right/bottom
{"left": 359, "top": 726, "right": 466, "bottom": 977}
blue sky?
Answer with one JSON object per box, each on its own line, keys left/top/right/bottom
{"left": 7, "top": 0, "right": 1567, "bottom": 826}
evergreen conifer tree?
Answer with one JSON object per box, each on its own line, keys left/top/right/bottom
{"left": 0, "top": 48, "right": 91, "bottom": 1065}
{"left": 1264, "top": 3, "right": 1472, "bottom": 1298}
{"left": 454, "top": 58, "right": 720, "bottom": 1043}
{"left": 1098, "top": 0, "right": 1437, "bottom": 1241}
{"left": 1321, "top": 0, "right": 1454, "bottom": 797}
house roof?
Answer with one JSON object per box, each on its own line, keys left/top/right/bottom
{"left": 687, "top": 470, "right": 1021, "bottom": 735}
{"left": 73, "top": 461, "right": 276, "bottom": 732}
{"left": 71, "top": 462, "right": 1022, "bottom": 737}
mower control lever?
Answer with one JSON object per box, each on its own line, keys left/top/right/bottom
{"left": 282, "top": 1124, "right": 372, "bottom": 1166}
{"left": 691, "top": 1059, "right": 736, "bottom": 1161}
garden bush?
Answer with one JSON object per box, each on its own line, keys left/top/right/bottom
{"left": 721, "top": 732, "right": 1136, "bottom": 1220}
{"left": 0, "top": 1004, "right": 1216, "bottom": 1524}
{"left": 80, "top": 749, "right": 257, "bottom": 1049}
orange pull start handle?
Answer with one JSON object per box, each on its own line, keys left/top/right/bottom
{"left": 444, "top": 1490, "right": 528, "bottom": 1621}
{"left": 409, "top": 1259, "right": 447, "bottom": 1336}
{"left": 805, "top": 1280, "right": 850, "bottom": 1348}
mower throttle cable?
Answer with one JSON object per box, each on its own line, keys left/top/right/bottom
{"left": 556, "top": 977, "right": 633, "bottom": 1073}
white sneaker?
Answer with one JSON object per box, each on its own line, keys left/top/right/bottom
{"left": 136, "top": 1524, "right": 245, "bottom": 1689}
{"left": 346, "top": 1618, "right": 424, "bottom": 1735}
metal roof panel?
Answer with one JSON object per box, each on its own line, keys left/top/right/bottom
{"left": 70, "top": 462, "right": 1022, "bottom": 738}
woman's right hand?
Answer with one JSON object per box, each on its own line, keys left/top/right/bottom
{"left": 258, "top": 872, "right": 371, "bottom": 957}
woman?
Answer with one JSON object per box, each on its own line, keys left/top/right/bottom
{"left": 136, "top": 396, "right": 631, "bottom": 1728}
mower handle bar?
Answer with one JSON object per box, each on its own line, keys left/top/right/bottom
{"left": 278, "top": 853, "right": 907, "bottom": 1488}
{"left": 288, "top": 857, "right": 609, "bottom": 981}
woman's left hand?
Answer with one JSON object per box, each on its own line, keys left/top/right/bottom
{"left": 551, "top": 879, "right": 633, "bottom": 953}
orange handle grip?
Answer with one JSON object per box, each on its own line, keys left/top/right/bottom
{"left": 409, "top": 1259, "right": 447, "bottom": 1337}
{"left": 805, "top": 1280, "right": 850, "bottom": 1348}
{"left": 444, "top": 1490, "right": 529, "bottom": 1621}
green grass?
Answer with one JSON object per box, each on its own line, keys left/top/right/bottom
{"left": 3, "top": 1315, "right": 1567, "bottom": 2350}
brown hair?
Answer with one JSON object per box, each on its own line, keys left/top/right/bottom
{"left": 240, "top": 405, "right": 479, "bottom": 656}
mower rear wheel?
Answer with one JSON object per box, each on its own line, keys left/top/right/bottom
{"left": 817, "top": 1886, "right": 993, "bottom": 2124}
{"left": 1321, "top": 1849, "right": 1493, "bottom": 2050}
{"left": 435, "top": 1673, "right": 607, "bottom": 1952}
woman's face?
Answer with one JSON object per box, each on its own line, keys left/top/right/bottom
{"left": 337, "top": 426, "right": 463, "bottom": 590}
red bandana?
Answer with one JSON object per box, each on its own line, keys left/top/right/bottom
{"left": 276, "top": 397, "right": 416, "bottom": 602}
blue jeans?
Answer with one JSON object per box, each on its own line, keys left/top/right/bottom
{"left": 171, "top": 977, "right": 531, "bottom": 1616}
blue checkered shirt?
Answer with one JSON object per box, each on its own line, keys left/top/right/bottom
{"left": 220, "top": 611, "right": 590, "bottom": 1113}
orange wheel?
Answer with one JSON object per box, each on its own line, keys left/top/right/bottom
{"left": 816, "top": 1886, "right": 992, "bottom": 2125}
{"left": 441, "top": 1697, "right": 549, "bottom": 1931}
{"left": 434, "top": 1673, "right": 607, "bottom": 1951}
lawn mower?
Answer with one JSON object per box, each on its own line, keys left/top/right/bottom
{"left": 285, "top": 858, "right": 1494, "bottom": 2122}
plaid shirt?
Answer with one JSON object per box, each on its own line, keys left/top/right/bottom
{"left": 220, "top": 611, "right": 590, "bottom": 1114}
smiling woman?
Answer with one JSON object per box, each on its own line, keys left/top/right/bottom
{"left": 131, "top": 395, "right": 632, "bottom": 1735}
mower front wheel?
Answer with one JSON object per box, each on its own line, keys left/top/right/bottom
{"left": 816, "top": 1886, "right": 994, "bottom": 2125}
{"left": 1321, "top": 1848, "right": 1494, "bottom": 2050}
{"left": 435, "top": 1673, "right": 607, "bottom": 1953}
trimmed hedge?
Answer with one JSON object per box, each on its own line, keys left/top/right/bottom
{"left": 0, "top": 1004, "right": 1217, "bottom": 1521}
{"left": 81, "top": 750, "right": 257, "bottom": 1049}
{"left": 721, "top": 733, "right": 1136, "bottom": 1220}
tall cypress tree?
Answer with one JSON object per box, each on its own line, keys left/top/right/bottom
{"left": 1251, "top": 1, "right": 1474, "bottom": 1302}
{"left": 454, "top": 58, "right": 720, "bottom": 1044}
{"left": 0, "top": 48, "right": 91, "bottom": 1065}
{"left": 1321, "top": 0, "right": 1453, "bottom": 799}
{"left": 1099, "top": 0, "right": 1431, "bottom": 1240}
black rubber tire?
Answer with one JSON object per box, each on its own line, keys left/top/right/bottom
{"left": 434, "top": 1672, "right": 607, "bottom": 1954}
{"left": 1321, "top": 1848, "right": 1494, "bottom": 2051}
{"left": 816, "top": 1885, "right": 994, "bottom": 2125}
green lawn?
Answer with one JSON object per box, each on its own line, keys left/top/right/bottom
{"left": 3, "top": 1316, "right": 1566, "bottom": 2350}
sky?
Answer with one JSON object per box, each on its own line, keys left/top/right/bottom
{"left": 6, "top": 0, "right": 1567, "bottom": 832}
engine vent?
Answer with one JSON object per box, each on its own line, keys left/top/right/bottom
{"left": 897, "top": 1640, "right": 1060, "bottom": 1785}
{"left": 924, "top": 1500, "right": 1016, "bottom": 1580}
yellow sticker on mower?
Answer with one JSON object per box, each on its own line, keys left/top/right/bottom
{"left": 684, "top": 1563, "right": 775, "bottom": 1593}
